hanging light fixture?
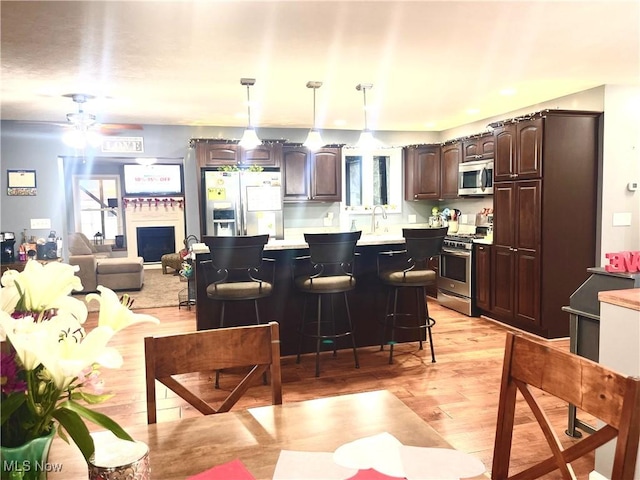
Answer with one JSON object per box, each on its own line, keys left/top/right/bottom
{"left": 238, "top": 78, "right": 261, "bottom": 149}
{"left": 303, "top": 81, "right": 323, "bottom": 151}
{"left": 62, "top": 94, "right": 103, "bottom": 149}
{"left": 355, "top": 83, "right": 381, "bottom": 150}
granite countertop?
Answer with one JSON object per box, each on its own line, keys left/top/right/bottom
{"left": 598, "top": 288, "right": 640, "bottom": 312}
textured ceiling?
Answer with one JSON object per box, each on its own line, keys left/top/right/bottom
{"left": 1, "top": 0, "right": 639, "bottom": 133}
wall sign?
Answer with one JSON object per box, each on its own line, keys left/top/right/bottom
{"left": 7, "top": 169, "right": 37, "bottom": 196}
{"left": 605, "top": 251, "right": 640, "bottom": 273}
{"left": 101, "top": 136, "right": 144, "bottom": 153}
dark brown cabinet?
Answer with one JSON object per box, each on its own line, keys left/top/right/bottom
{"left": 491, "top": 180, "right": 541, "bottom": 325}
{"left": 462, "top": 134, "right": 494, "bottom": 162}
{"left": 475, "top": 244, "right": 491, "bottom": 312}
{"left": 488, "top": 110, "right": 601, "bottom": 338}
{"left": 282, "top": 146, "right": 341, "bottom": 202}
{"left": 194, "top": 141, "right": 281, "bottom": 167}
{"left": 440, "top": 142, "right": 461, "bottom": 199}
{"left": 404, "top": 145, "right": 440, "bottom": 200}
{"left": 494, "top": 118, "right": 543, "bottom": 182}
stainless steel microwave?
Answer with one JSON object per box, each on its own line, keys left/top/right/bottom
{"left": 458, "top": 159, "right": 493, "bottom": 196}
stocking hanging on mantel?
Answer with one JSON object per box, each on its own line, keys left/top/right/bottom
{"left": 122, "top": 197, "right": 184, "bottom": 210}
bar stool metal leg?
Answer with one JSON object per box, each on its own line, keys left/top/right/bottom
{"left": 344, "top": 291, "right": 359, "bottom": 369}
{"left": 415, "top": 288, "right": 423, "bottom": 351}
{"left": 315, "top": 294, "right": 322, "bottom": 377}
{"left": 296, "top": 295, "right": 309, "bottom": 364}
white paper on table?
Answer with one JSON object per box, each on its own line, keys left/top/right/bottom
{"left": 273, "top": 450, "right": 357, "bottom": 480}
{"left": 332, "top": 432, "right": 405, "bottom": 478}
{"left": 400, "top": 446, "right": 486, "bottom": 480}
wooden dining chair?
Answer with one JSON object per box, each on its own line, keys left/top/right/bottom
{"left": 492, "top": 332, "right": 640, "bottom": 480}
{"left": 144, "top": 321, "right": 282, "bottom": 424}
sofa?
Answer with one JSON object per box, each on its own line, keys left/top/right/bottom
{"left": 68, "top": 233, "right": 145, "bottom": 293}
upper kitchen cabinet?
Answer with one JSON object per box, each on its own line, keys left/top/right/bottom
{"left": 404, "top": 145, "right": 440, "bottom": 201}
{"left": 193, "top": 140, "right": 282, "bottom": 168}
{"left": 462, "top": 133, "right": 494, "bottom": 162}
{"left": 440, "top": 141, "right": 461, "bottom": 199}
{"left": 282, "top": 146, "right": 342, "bottom": 202}
{"left": 493, "top": 117, "right": 542, "bottom": 182}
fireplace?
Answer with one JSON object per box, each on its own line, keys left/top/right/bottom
{"left": 137, "top": 226, "right": 175, "bottom": 262}
{"left": 124, "top": 196, "right": 185, "bottom": 262}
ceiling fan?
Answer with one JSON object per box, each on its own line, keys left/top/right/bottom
{"left": 62, "top": 93, "right": 143, "bottom": 135}
{"left": 56, "top": 93, "right": 143, "bottom": 148}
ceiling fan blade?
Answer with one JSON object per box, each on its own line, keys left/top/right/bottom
{"left": 99, "top": 123, "right": 144, "bottom": 132}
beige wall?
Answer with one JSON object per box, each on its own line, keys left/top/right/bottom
{"left": 600, "top": 84, "right": 640, "bottom": 265}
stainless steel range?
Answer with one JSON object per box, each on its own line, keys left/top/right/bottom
{"left": 437, "top": 233, "right": 480, "bottom": 316}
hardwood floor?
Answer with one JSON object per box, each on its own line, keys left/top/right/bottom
{"left": 84, "top": 301, "right": 595, "bottom": 479}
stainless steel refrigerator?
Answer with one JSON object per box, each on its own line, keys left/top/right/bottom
{"left": 202, "top": 168, "right": 284, "bottom": 239}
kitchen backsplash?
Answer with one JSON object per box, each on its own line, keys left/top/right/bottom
{"left": 283, "top": 196, "right": 493, "bottom": 235}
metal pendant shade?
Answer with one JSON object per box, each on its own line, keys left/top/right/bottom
{"left": 303, "top": 81, "right": 324, "bottom": 151}
{"left": 239, "top": 78, "right": 261, "bottom": 149}
{"left": 355, "top": 83, "right": 382, "bottom": 150}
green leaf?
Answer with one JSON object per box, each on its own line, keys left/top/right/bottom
{"left": 0, "top": 393, "right": 26, "bottom": 426}
{"left": 58, "top": 400, "right": 133, "bottom": 442}
{"left": 70, "top": 391, "right": 115, "bottom": 405}
{"left": 51, "top": 408, "right": 94, "bottom": 461}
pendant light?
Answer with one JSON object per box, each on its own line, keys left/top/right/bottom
{"left": 355, "top": 83, "right": 381, "bottom": 150}
{"left": 303, "top": 81, "right": 323, "bottom": 151}
{"left": 239, "top": 78, "right": 261, "bottom": 149}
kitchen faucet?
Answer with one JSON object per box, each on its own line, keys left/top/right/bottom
{"left": 371, "top": 205, "right": 387, "bottom": 234}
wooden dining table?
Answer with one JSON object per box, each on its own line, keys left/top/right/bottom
{"left": 48, "top": 389, "right": 485, "bottom": 479}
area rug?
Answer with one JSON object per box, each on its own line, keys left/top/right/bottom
{"left": 75, "top": 268, "right": 186, "bottom": 311}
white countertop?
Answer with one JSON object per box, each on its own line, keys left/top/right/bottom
{"left": 265, "top": 233, "right": 407, "bottom": 250}
{"left": 473, "top": 238, "right": 493, "bottom": 246}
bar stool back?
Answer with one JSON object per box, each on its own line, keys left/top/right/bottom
{"left": 202, "top": 234, "right": 274, "bottom": 387}
{"left": 294, "top": 231, "right": 362, "bottom": 377}
{"left": 377, "top": 227, "right": 447, "bottom": 364}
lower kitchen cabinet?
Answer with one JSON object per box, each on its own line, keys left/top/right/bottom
{"left": 474, "top": 244, "right": 491, "bottom": 312}
{"left": 491, "top": 245, "right": 540, "bottom": 325}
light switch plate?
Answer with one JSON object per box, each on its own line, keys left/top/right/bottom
{"left": 612, "top": 212, "right": 632, "bottom": 226}
{"left": 30, "top": 218, "right": 51, "bottom": 229}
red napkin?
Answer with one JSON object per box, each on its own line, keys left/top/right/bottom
{"left": 186, "top": 459, "right": 256, "bottom": 480}
{"left": 347, "top": 469, "right": 405, "bottom": 480}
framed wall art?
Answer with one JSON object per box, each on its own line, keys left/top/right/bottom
{"left": 7, "top": 169, "right": 37, "bottom": 196}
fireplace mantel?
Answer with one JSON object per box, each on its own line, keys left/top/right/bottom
{"left": 124, "top": 196, "right": 185, "bottom": 260}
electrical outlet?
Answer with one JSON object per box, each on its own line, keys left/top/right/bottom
{"left": 30, "top": 218, "right": 51, "bottom": 229}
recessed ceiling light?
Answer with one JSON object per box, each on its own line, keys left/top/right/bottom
{"left": 424, "top": 122, "right": 436, "bottom": 128}
{"left": 333, "top": 119, "right": 347, "bottom": 127}
{"left": 500, "top": 88, "right": 517, "bottom": 96}
{"left": 466, "top": 108, "right": 480, "bottom": 115}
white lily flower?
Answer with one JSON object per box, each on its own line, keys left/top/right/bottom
{"left": 0, "top": 311, "right": 48, "bottom": 370}
{"left": 36, "top": 314, "right": 122, "bottom": 390}
{"left": 13, "top": 261, "right": 83, "bottom": 312}
{"left": 86, "top": 286, "right": 159, "bottom": 332}
{"left": 0, "top": 281, "right": 20, "bottom": 313}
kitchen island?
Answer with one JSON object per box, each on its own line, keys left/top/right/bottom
{"left": 193, "top": 234, "right": 428, "bottom": 356}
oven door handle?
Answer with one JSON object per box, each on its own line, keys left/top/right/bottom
{"left": 442, "top": 248, "right": 471, "bottom": 257}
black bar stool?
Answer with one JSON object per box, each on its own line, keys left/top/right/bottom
{"left": 201, "top": 234, "right": 275, "bottom": 387}
{"left": 377, "top": 227, "right": 447, "bottom": 364}
{"left": 293, "top": 231, "right": 361, "bottom": 377}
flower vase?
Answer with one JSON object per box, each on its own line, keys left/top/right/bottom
{"left": 0, "top": 429, "right": 56, "bottom": 480}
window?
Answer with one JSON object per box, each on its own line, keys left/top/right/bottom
{"left": 342, "top": 147, "right": 402, "bottom": 213}
{"left": 72, "top": 175, "right": 122, "bottom": 242}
